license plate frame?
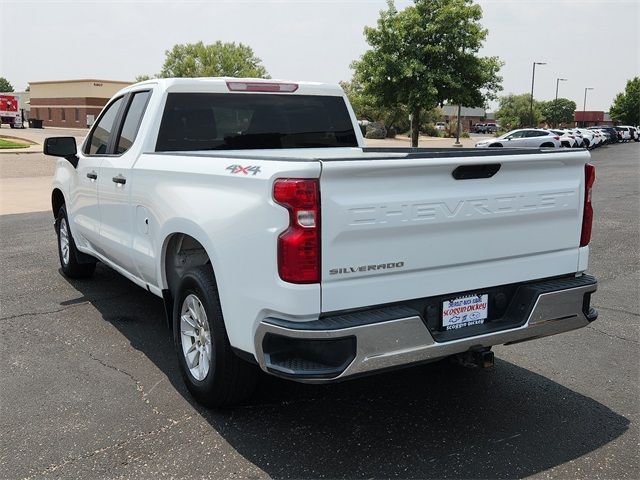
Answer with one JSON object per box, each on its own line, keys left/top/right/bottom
{"left": 441, "top": 293, "right": 489, "bottom": 331}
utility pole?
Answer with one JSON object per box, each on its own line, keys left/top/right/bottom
{"left": 554, "top": 78, "right": 567, "bottom": 127}
{"left": 583, "top": 87, "right": 594, "bottom": 128}
{"left": 530, "top": 61, "right": 546, "bottom": 127}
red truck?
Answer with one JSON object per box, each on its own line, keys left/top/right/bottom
{"left": 0, "top": 94, "right": 25, "bottom": 129}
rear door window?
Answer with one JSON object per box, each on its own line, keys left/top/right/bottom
{"left": 155, "top": 93, "right": 358, "bottom": 151}
{"left": 85, "top": 97, "right": 125, "bottom": 155}
{"left": 506, "top": 131, "right": 524, "bottom": 139}
{"left": 116, "top": 91, "right": 151, "bottom": 154}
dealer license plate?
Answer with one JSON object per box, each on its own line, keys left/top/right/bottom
{"left": 442, "top": 294, "right": 489, "bottom": 330}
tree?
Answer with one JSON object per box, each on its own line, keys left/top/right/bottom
{"left": 610, "top": 77, "right": 640, "bottom": 126}
{"left": 0, "top": 77, "right": 14, "bottom": 92}
{"left": 541, "top": 98, "right": 576, "bottom": 127}
{"left": 341, "top": 79, "right": 407, "bottom": 129}
{"left": 157, "top": 41, "right": 269, "bottom": 79}
{"left": 496, "top": 93, "right": 542, "bottom": 130}
{"left": 135, "top": 74, "right": 153, "bottom": 82}
{"left": 351, "top": 0, "right": 502, "bottom": 146}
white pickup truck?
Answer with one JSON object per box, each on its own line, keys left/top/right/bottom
{"left": 46, "top": 78, "right": 598, "bottom": 407}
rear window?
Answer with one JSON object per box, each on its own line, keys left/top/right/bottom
{"left": 155, "top": 93, "right": 358, "bottom": 151}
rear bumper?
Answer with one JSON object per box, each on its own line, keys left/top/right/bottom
{"left": 254, "top": 275, "right": 597, "bottom": 382}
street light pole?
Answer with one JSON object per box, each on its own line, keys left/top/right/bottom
{"left": 554, "top": 77, "right": 567, "bottom": 127}
{"left": 583, "top": 87, "right": 594, "bottom": 128}
{"left": 530, "top": 62, "right": 546, "bottom": 127}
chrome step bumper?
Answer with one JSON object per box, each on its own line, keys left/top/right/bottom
{"left": 254, "top": 275, "right": 597, "bottom": 382}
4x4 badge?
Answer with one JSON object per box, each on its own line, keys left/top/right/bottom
{"left": 226, "top": 164, "right": 261, "bottom": 176}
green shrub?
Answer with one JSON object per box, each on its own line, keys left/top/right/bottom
{"left": 423, "top": 123, "right": 441, "bottom": 137}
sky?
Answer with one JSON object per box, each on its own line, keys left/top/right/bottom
{"left": 1, "top": 0, "right": 638, "bottom": 111}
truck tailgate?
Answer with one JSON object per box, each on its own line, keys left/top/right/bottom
{"left": 319, "top": 150, "right": 589, "bottom": 312}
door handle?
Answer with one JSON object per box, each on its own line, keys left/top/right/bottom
{"left": 112, "top": 175, "right": 127, "bottom": 185}
{"left": 86, "top": 172, "right": 98, "bottom": 180}
{"left": 452, "top": 164, "right": 501, "bottom": 180}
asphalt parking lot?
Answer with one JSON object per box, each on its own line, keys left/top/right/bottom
{"left": 0, "top": 143, "right": 638, "bottom": 479}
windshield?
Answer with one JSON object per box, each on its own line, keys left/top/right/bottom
{"left": 156, "top": 93, "right": 358, "bottom": 151}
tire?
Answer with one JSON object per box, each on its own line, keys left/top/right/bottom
{"left": 56, "top": 205, "right": 96, "bottom": 278}
{"left": 540, "top": 142, "right": 555, "bottom": 148}
{"left": 489, "top": 143, "right": 503, "bottom": 147}
{"left": 173, "top": 265, "right": 258, "bottom": 408}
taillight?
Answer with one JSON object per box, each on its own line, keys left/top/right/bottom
{"left": 580, "top": 163, "right": 596, "bottom": 247}
{"left": 273, "top": 178, "right": 320, "bottom": 283}
{"left": 553, "top": 136, "right": 560, "bottom": 140}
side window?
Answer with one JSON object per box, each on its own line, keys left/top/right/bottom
{"left": 507, "top": 131, "right": 523, "bottom": 139}
{"left": 85, "top": 97, "right": 124, "bottom": 155}
{"left": 116, "top": 91, "right": 151, "bottom": 154}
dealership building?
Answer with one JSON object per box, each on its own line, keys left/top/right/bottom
{"left": 29, "top": 79, "right": 132, "bottom": 128}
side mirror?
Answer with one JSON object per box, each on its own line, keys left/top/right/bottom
{"left": 44, "top": 137, "right": 79, "bottom": 168}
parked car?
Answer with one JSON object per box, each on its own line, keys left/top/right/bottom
{"left": 472, "top": 123, "right": 485, "bottom": 133}
{"left": 575, "top": 129, "right": 596, "bottom": 149}
{"left": 45, "top": 77, "right": 598, "bottom": 407}
{"left": 615, "top": 126, "right": 632, "bottom": 142}
{"left": 435, "top": 122, "right": 446, "bottom": 131}
{"left": 590, "top": 126, "right": 618, "bottom": 144}
{"left": 484, "top": 123, "right": 498, "bottom": 133}
{"left": 619, "top": 125, "right": 639, "bottom": 142}
{"left": 548, "top": 129, "right": 576, "bottom": 148}
{"left": 475, "top": 128, "right": 561, "bottom": 148}
{"left": 561, "top": 129, "right": 585, "bottom": 148}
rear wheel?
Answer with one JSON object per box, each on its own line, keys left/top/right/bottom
{"left": 540, "top": 142, "right": 555, "bottom": 148}
{"left": 173, "top": 266, "right": 258, "bottom": 407}
{"left": 56, "top": 205, "right": 96, "bottom": 278}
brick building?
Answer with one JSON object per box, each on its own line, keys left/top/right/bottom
{"left": 441, "top": 106, "right": 486, "bottom": 132}
{"left": 29, "top": 79, "right": 132, "bottom": 128}
{"left": 574, "top": 111, "right": 616, "bottom": 128}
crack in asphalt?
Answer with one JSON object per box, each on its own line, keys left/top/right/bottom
{"left": 22, "top": 415, "right": 193, "bottom": 480}
{"left": 87, "top": 351, "right": 144, "bottom": 394}
{"left": 587, "top": 325, "right": 639, "bottom": 344}
{"left": 593, "top": 304, "right": 640, "bottom": 318}
{"left": 0, "top": 302, "right": 90, "bottom": 322}
{"left": 0, "top": 292, "right": 134, "bottom": 323}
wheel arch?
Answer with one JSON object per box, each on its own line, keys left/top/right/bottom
{"left": 52, "top": 188, "right": 65, "bottom": 220}
{"left": 158, "top": 224, "right": 219, "bottom": 330}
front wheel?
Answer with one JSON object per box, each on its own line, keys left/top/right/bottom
{"left": 173, "top": 266, "right": 258, "bottom": 407}
{"left": 489, "top": 143, "right": 503, "bottom": 147}
{"left": 56, "top": 206, "right": 96, "bottom": 278}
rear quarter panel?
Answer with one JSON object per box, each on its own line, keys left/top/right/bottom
{"left": 131, "top": 153, "right": 321, "bottom": 354}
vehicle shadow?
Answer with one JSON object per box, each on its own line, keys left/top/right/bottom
{"left": 65, "top": 264, "right": 630, "bottom": 479}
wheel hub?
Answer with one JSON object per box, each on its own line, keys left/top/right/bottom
{"left": 180, "top": 294, "right": 212, "bottom": 381}
{"left": 59, "top": 218, "right": 70, "bottom": 266}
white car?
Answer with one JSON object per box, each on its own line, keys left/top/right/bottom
{"left": 618, "top": 125, "right": 638, "bottom": 142}
{"left": 615, "top": 126, "right": 632, "bottom": 142}
{"left": 45, "top": 77, "right": 598, "bottom": 407}
{"left": 475, "top": 128, "right": 561, "bottom": 148}
{"left": 562, "top": 129, "right": 585, "bottom": 148}
{"left": 576, "top": 129, "right": 596, "bottom": 149}
{"left": 435, "top": 122, "right": 446, "bottom": 130}
{"left": 548, "top": 129, "right": 576, "bottom": 148}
